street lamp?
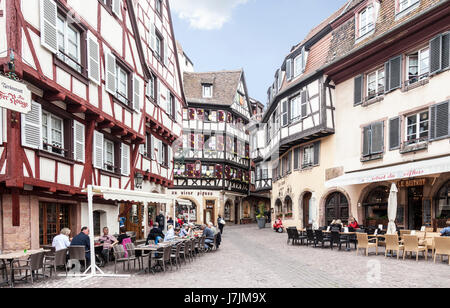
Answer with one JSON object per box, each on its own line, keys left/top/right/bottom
{"left": 134, "top": 172, "right": 144, "bottom": 189}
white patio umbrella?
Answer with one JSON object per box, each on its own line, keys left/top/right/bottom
{"left": 387, "top": 183, "right": 398, "bottom": 235}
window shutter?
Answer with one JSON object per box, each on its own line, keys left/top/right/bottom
{"left": 40, "top": 0, "right": 58, "bottom": 53}
{"left": 112, "top": 0, "right": 121, "bottom": 16}
{"left": 21, "top": 101, "right": 42, "bottom": 149}
{"left": 293, "top": 147, "right": 300, "bottom": 170}
{"left": 105, "top": 51, "right": 116, "bottom": 95}
{"left": 73, "top": 120, "right": 85, "bottom": 163}
{"left": 282, "top": 101, "right": 288, "bottom": 126}
{"left": 87, "top": 33, "right": 100, "bottom": 85}
{"left": 157, "top": 79, "right": 161, "bottom": 105}
{"left": 0, "top": 108, "right": 3, "bottom": 144}
{"left": 150, "top": 24, "right": 156, "bottom": 51}
{"left": 362, "top": 126, "right": 371, "bottom": 157}
{"left": 371, "top": 122, "right": 384, "bottom": 154}
{"left": 354, "top": 75, "right": 363, "bottom": 106}
{"left": 93, "top": 131, "right": 104, "bottom": 169}
{"left": 384, "top": 61, "right": 390, "bottom": 93}
{"left": 139, "top": 144, "right": 145, "bottom": 155}
{"left": 441, "top": 33, "right": 450, "bottom": 71}
{"left": 430, "top": 35, "right": 442, "bottom": 75}
{"left": 313, "top": 141, "right": 320, "bottom": 166}
{"left": 150, "top": 135, "right": 155, "bottom": 160}
{"left": 168, "top": 146, "right": 173, "bottom": 168}
{"left": 389, "top": 117, "right": 400, "bottom": 150}
{"left": 389, "top": 56, "right": 402, "bottom": 91}
{"left": 163, "top": 34, "right": 169, "bottom": 66}
{"left": 435, "top": 101, "right": 449, "bottom": 139}
{"left": 301, "top": 90, "right": 308, "bottom": 117}
{"left": 157, "top": 140, "right": 163, "bottom": 164}
{"left": 121, "top": 143, "right": 130, "bottom": 176}
{"left": 133, "top": 75, "right": 141, "bottom": 112}
{"left": 429, "top": 105, "right": 436, "bottom": 140}
{"left": 286, "top": 59, "right": 292, "bottom": 81}
{"left": 301, "top": 46, "right": 306, "bottom": 72}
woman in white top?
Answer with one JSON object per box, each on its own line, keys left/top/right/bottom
{"left": 52, "top": 228, "right": 71, "bottom": 251}
{"left": 164, "top": 225, "right": 175, "bottom": 242}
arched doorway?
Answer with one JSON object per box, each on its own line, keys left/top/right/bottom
{"left": 176, "top": 199, "right": 197, "bottom": 224}
{"left": 284, "top": 196, "right": 293, "bottom": 219}
{"left": 302, "top": 192, "right": 312, "bottom": 228}
{"left": 325, "top": 192, "right": 349, "bottom": 225}
{"left": 224, "top": 200, "right": 232, "bottom": 222}
{"left": 436, "top": 180, "right": 450, "bottom": 219}
{"left": 275, "top": 199, "right": 282, "bottom": 218}
{"left": 363, "top": 186, "right": 390, "bottom": 226}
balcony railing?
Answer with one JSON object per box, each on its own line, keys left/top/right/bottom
{"left": 400, "top": 137, "right": 429, "bottom": 154}
{"left": 404, "top": 73, "right": 429, "bottom": 88}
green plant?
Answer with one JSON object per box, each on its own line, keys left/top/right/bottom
{"left": 256, "top": 203, "right": 265, "bottom": 219}
{"left": 366, "top": 217, "right": 376, "bottom": 221}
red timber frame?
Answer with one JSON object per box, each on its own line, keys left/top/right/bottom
{"left": 0, "top": 0, "right": 186, "bottom": 226}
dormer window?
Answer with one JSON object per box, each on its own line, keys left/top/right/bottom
{"left": 397, "top": 0, "right": 420, "bottom": 13}
{"left": 294, "top": 47, "right": 307, "bottom": 77}
{"left": 358, "top": 5, "right": 375, "bottom": 38}
{"left": 202, "top": 84, "right": 213, "bottom": 98}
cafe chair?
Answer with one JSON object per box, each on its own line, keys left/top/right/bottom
{"left": 112, "top": 245, "right": 137, "bottom": 273}
{"left": 306, "top": 229, "right": 316, "bottom": 247}
{"left": 154, "top": 246, "right": 172, "bottom": 272}
{"left": 330, "top": 231, "right": 349, "bottom": 251}
{"left": 69, "top": 246, "right": 87, "bottom": 270}
{"left": 170, "top": 243, "right": 183, "bottom": 270}
{"left": 13, "top": 252, "right": 45, "bottom": 284}
{"left": 403, "top": 235, "right": 428, "bottom": 262}
{"left": 384, "top": 234, "right": 404, "bottom": 259}
{"left": 314, "top": 230, "right": 332, "bottom": 249}
{"left": 433, "top": 237, "right": 450, "bottom": 265}
{"left": 124, "top": 243, "right": 140, "bottom": 271}
{"left": 356, "top": 233, "right": 378, "bottom": 256}
{"left": 44, "top": 248, "right": 68, "bottom": 277}
{"left": 179, "top": 242, "right": 191, "bottom": 264}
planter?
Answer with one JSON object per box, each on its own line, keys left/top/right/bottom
{"left": 257, "top": 218, "right": 266, "bottom": 229}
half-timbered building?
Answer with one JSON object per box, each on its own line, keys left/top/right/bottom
{"left": 171, "top": 70, "right": 256, "bottom": 225}
{"left": 0, "top": 0, "right": 184, "bottom": 251}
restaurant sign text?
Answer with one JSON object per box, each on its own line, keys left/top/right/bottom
{"left": 0, "top": 75, "right": 31, "bottom": 114}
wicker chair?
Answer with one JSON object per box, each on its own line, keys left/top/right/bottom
{"left": 356, "top": 233, "right": 378, "bottom": 256}
{"left": 306, "top": 229, "right": 316, "bottom": 247}
{"left": 433, "top": 237, "right": 450, "bottom": 265}
{"left": 13, "top": 252, "right": 45, "bottom": 284}
{"left": 314, "top": 230, "right": 332, "bottom": 248}
{"left": 125, "top": 242, "right": 140, "bottom": 270}
{"left": 112, "top": 245, "right": 137, "bottom": 273}
{"left": 384, "top": 234, "right": 404, "bottom": 259}
{"left": 402, "top": 235, "right": 427, "bottom": 262}
{"left": 170, "top": 243, "right": 183, "bottom": 270}
{"left": 330, "top": 231, "right": 350, "bottom": 250}
{"left": 154, "top": 245, "right": 172, "bottom": 272}
{"left": 69, "top": 246, "right": 87, "bottom": 270}
{"left": 179, "top": 241, "right": 191, "bottom": 264}
{"left": 43, "top": 248, "right": 68, "bottom": 277}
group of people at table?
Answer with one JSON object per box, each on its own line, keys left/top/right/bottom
{"left": 50, "top": 220, "right": 222, "bottom": 268}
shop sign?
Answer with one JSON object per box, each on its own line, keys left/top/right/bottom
{"left": 397, "top": 178, "right": 426, "bottom": 188}
{"left": 0, "top": 75, "right": 31, "bottom": 113}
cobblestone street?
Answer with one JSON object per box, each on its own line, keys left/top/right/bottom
{"left": 15, "top": 225, "right": 450, "bottom": 288}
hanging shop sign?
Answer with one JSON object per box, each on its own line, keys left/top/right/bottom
{"left": 397, "top": 178, "right": 426, "bottom": 188}
{"left": 0, "top": 75, "right": 31, "bottom": 113}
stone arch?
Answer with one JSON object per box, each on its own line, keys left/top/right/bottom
{"left": 357, "top": 182, "right": 391, "bottom": 223}
{"left": 320, "top": 188, "right": 352, "bottom": 226}
{"left": 284, "top": 195, "right": 293, "bottom": 219}
{"left": 298, "top": 189, "right": 313, "bottom": 228}
{"left": 274, "top": 198, "right": 283, "bottom": 216}
{"left": 177, "top": 196, "right": 200, "bottom": 223}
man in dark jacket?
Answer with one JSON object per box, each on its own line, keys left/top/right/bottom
{"left": 156, "top": 212, "right": 165, "bottom": 231}
{"left": 146, "top": 222, "right": 165, "bottom": 245}
{"left": 71, "top": 227, "right": 91, "bottom": 263}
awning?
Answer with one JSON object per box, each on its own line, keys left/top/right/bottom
{"left": 86, "top": 186, "right": 187, "bottom": 205}
{"left": 325, "top": 156, "right": 450, "bottom": 188}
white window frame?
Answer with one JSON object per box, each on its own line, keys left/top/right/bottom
{"left": 302, "top": 145, "right": 314, "bottom": 168}
{"left": 103, "top": 139, "right": 115, "bottom": 172}
{"left": 42, "top": 110, "right": 64, "bottom": 156}
{"left": 289, "top": 95, "right": 301, "bottom": 122}
{"left": 155, "top": 34, "right": 162, "bottom": 59}
{"left": 294, "top": 54, "right": 303, "bottom": 77}
{"left": 397, "top": 0, "right": 420, "bottom": 13}
{"left": 202, "top": 84, "right": 213, "bottom": 98}
{"left": 407, "top": 47, "right": 430, "bottom": 84}
{"left": 358, "top": 4, "right": 375, "bottom": 38}
{"left": 405, "top": 111, "right": 429, "bottom": 145}
{"left": 116, "top": 64, "right": 128, "bottom": 104}
{"left": 56, "top": 14, "right": 81, "bottom": 72}
{"left": 366, "top": 68, "right": 384, "bottom": 99}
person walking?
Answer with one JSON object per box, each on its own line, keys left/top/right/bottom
{"left": 217, "top": 215, "right": 226, "bottom": 234}
{"left": 156, "top": 211, "right": 165, "bottom": 231}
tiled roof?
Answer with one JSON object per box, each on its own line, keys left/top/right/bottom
{"left": 183, "top": 70, "right": 243, "bottom": 106}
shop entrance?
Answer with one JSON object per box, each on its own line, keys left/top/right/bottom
{"left": 408, "top": 186, "right": 423, "bottom": 230}
{"left": 302, "top": 192, "right": 311, "bottom": 228}
{"left": 204, "top": 200, "right": 215, "bottom": 225}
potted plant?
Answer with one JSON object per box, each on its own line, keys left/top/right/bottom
{"left": 256, "top": 202, "right": 267, "bottom": 229}
{"left": 285, "top": 212, "right": 293, "bottom": 219}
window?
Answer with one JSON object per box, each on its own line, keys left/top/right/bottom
{"left": 169, "top": 93, "right": 175, "bottom": 118}
{"left": 155, "top": 33, "right": 162, "bottom": 60}
{"left": 290, "top": 95, "right": 301, "bottom": 122}
{"left": 104, "top": 139, "right": 115, "bottom": 172}
{"left": 281, "top": 101, "right": 288, "bottom": 127}
{"left": 294, "top": 54, "right": 304, "bottom": 77}
{"left": 366, "top": 68, "right": 384, "bottom": 99}
{"left": 302, "top": 145, "right": 314, "bottom": 168}
{"left": 42, "top": 111, "right": 64, "bottom": 156}
{"left": 39, "top": 202, "right": 71, "bottom": 245}
{"left": 147, "top": 75, "right": 156, "bottom": 100}
{"left": 56, "top": 15, "right": 82, "bottom": 73}
{"left": 155, "top": 0, "right": 162, "bottom": 16}
{"left": 116, "top": 64, "right": 128, "bottom": 104}
{"left": 407, "top": 47, "right": 429, "bottom": 85}
{"left": 162, "top": 143, "right": 168, "bottom": 167}
{"left": 397, "top": 0, "right": 419, "bottom": 13}
{"left": 405, "top": 111, "right": 429, "bottom": 145}
{"left": 202, "top": 84, "right": 213, "bottom": 98}
{"left": 362, "top": 122, "right": 384, "bottom": 157}
{"left": 358, "top": 4, "right": 375, "bottom": 38}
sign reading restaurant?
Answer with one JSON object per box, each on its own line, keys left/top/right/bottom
{"left": 0, "top": 75, "right": 31, "bottom": 114}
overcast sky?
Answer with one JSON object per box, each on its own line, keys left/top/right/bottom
{"left": 170, "top": 0, "right": 347, "bottom": 106}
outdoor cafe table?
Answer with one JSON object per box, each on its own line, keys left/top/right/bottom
{"left": 0, "top": 249, "right": 50, "bottom": 288}
{"left": 323, "top": 231, "right": 357, "bottom": 251}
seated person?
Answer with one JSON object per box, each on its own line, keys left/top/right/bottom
{"left": 201, "top": 224, "right": 215, "bottom": 250}
{"left": 440, "top": 220, "right": 450, "bottom": 237}
{"left": 52, "top": 228, "right": 71, "bottom": 251}
{"left": 330, "top": 219, "right": 343, "bottom": 232}
{"left": 347, "top": 217, "right": 359, "bottom": 231}
{"left": 179, "top": 224, "right": 190, "bottom": 237}
{"left": 146, "top": 222, "right": 164, "bottom": 245}
{"left": 117, "top": 227, "right": 130, "bottom": 245}
{"left": 273, "top": 218, "right": 284, "bottom": 232}
{"left": 98, "top": 227, "right": 118, "bottom": 264}
{"left": 164, "top": 225, "right": 176, "bottom": 242}
{"left": 208, "top": 222, "right": 218, "bottom": 235}
{"left": 71, "top": 227, "right": 91, "bottom": 264}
